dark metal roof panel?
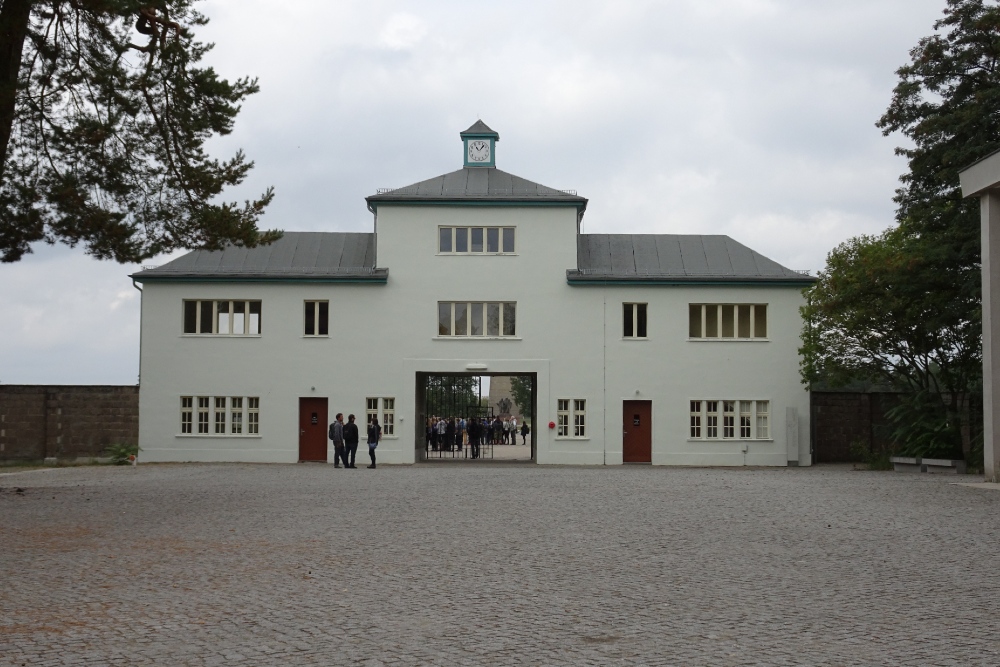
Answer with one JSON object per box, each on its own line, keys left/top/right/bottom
{"left": 367, "top": 168, "right": 586, "bottom": 205}
{"left": 701, "top": 236, "right": 735, "bottom": 275}
{"left": 631, "top": 235, "right": 661, "bottom": 275}
{"left": 609, "top": 235, "right": 636, "bottom": 275}
{"left": 678, "top": 236, "right": 711, "bottom": 275}
{"left": 654, "top": 236, "right": 685, "bottom": 274}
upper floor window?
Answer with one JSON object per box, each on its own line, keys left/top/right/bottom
{"left": 304, "top": 301, "right": 329, "bottom": 336}
{"left": 688, "top": 304, "right": 767, "bottom": 339}
{"left": 438, "top": 301, "right": 516, "bottom": 337}
{"left": 439, "top": 227, "right": 515, "bottom": 254}
{"left": 623, "top": 303, "right": 647, "bottom": 338}
{"left": 183, "top": 300, "right": 261, "bottom": 335}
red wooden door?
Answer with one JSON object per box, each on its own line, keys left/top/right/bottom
{"left": 622, "top": 400, "right": 652, "bottom": 463}
{"left": 298, "top": 397, "right": 328, "bottom": 462}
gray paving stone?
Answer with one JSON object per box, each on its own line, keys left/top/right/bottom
{"left": 2, "top": 464, "right": 1000, "bottom": 665}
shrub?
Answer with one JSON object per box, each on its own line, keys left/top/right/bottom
{"left": 105, "top": 443, "right": 140, "bottom": 466}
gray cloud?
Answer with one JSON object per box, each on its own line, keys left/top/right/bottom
{"left": 0, "top": 0, "right": 946, "bottom": 384}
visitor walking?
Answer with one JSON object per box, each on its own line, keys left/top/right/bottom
{"left": 329, "top": 413, "right": 346, "bottom": 468}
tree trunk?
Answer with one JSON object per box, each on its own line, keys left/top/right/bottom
{"left": 0, "top": 0, "right": 33, "bottom": 184}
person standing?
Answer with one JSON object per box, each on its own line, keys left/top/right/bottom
{"left": 329, "top": 413, "right": 346, "bottom": 468}
{"left": 520, "top": 421, "right": 530, "bottom": 446}
{"left": 367, "top": 415, "right": 382, "bottom": 468}
{"left": 343, "top": 414, "right": 360, "bottom": 468}
{"left": 468, "top": 417, "right": 480, "bottom": 459}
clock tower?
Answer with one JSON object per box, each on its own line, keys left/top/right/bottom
{"left": 461, "top": 120, "right": 499, "bottom": 168}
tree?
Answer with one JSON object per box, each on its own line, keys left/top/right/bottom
{"left": 425, "top": 376, "right": 480, "bottom": 417}
{"left": 509, "top": 375, "right": 532, "bottom": 420}
{"left": 800, "top": 228, "right": 981, "bottom": 458}
{"left": 0, "top": 0, "right": 279, "bottom": 263}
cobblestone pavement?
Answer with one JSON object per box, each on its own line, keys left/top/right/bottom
{"left": 3, "top": 463, "right": 1000, "bottom": 666}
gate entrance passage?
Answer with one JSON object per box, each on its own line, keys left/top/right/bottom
{"left": 415, "top": 373, "right": 537, "bottom": 463}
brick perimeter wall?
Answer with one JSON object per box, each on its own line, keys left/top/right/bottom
{"left": 0, "top": 385, "right": 139, "bottom": 461}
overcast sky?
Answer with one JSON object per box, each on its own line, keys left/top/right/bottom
{"left": 0, "top": 0, "right": 948, "bottom": 385}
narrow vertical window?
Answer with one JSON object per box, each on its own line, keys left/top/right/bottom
{"left": 455, "top": 228, "right": 468, "bottom": 252}
{"left": 183, "top": 301, "right": 197, "bottom": 334}
{"left": 689, "top": 304, "right": 702, "bottom": 338}
{"left": 706, "top": 401, "right": 718, "bottom": 438}
{"left": 248, "top": 301, "right": 261, "bottom": 334}
{"left": 690, "top": 401, "right": 702, "bottom": 438}
{"left": 181, "top": 397, "right": 193, "bottom": 433}
{"left": 756, "top": 401, "right": 769, "bottom": 439}
{"left": 318, "top": 302, "right": 329, "bottom": 336}
{"left": 471, "top": 303, "right": 484, "bottom": 335}
{"left": 304, "top": 301, "right": 316, "bottom": 335}
{"left": 739, "top": 401, "right": 752, "bottom": 439}
{"left": 215, "top": 397, "right": 227, "bottom": 434}
{"left": 705, "top": 305, "right": 719, "bottom": 337}
{"left": 738, "top": 305, "right": 752, "bottom": 338}
{"left": 502, "top": 227, "right": 515, "bottom": 252}
{"left": 723, "top": 401, "right": 735, "bottom": 438}
{"left": 199, "top": 301, "right": 213, "bottom": 334}
{"left": 574, "top": 400, "right": 586, "bottom": 437}
{"left": 487, "top": 302, "right": 500, "bottom": 336}
{"left": 247, "top": 397, "right": 259, "bottom": 434}
{"left": 216, "top": 301, "right": 230, "bottom": 335}
{"left": 487, "top": 227, "right": 499, "bottom": 253}
{"left": 624, "top": 303, "right": 634, "bottom": 338}
{"left": 503, "top": 302, "right": 516, "bottom": 336}
{"left": 557, "top": 399, "right": 569, "bottom": 437}
{"left": 471, "top": 227, "right": 484, "bottom": 253}
{"left": 636, "top": 304, "right": 647, "bottom": 338}
{"left": 721, "top": 305, "right": 735, "bottom": 337}
{"left": 382, "top": 398, "right": 395, "bottom": 436}
{"left": 624, "top": 303, "right": 647, "bottom": 338}
{"left": 231, "top": 397, "right": 243, "bottom": 434}
{"left": 366, "top": 398, "right": 378, "bottom": 426}
{"left": 439, "top": 227, "right": 452, "bottom": 252}
{"left": 197, "top": 397, "right": 210, "bottom": 433}
{"left": 454, "top": 303, "right": 468, "bottom": 336}
{"left": 233, "top": 302, "right": 246, "bottom": 335}
{"left": 438, "top": 302, "right": 452, "bottom": 336}
{"left": 753, "top": 305, "right": 767, "bottom": 338}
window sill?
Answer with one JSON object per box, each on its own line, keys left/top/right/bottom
{"left": 436, "top": 253, "right": 519, "bottom": 257}
{"left": 621, "top": 337, "right": 648, "bottom": 341}
{"left": 180, "top": 334, "right": 262, "bottom": 338}
{"left": 686, "top": 438, "right": 774, "bottom": 443}
{"left": 176, "top": 434, "right": 263, "bottom": 439}
{"left": 554, "top": 437, "right": 590, "bottom": 441}
{"left": 433, "top": 336, "right": 522, "bottom": 341}
{"left": 302, "top": 335, "right": 330, "bottom": 339}
{"left": 687, "top": 338, "right": 769, "bottom": 342}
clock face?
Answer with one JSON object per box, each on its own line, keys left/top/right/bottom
{"left": 467, "top": 139, "right": 491, "bottom": 163}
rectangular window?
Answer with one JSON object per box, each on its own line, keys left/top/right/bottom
{"left": 557, "top": 399, "right": 587, "bottom": 438}
{"left": 366, "top": 397, "right": 395, "bottom": 436}
{"left": 690, "top": 400, "right": 771, "bottom": 440}
{"left": 215, "top": 397, "right": 227, "bottom": 434}
{"left": 439, "top": 227, "right": 515, "bottom": 254}
{"left": 723, "top": 400, "right": 735, "bottom": 439}
{"left": 574, "top": 399, "right": 586, "bottom": 437}
{"left": 690, "top": 400, "right": 702, "bottom": 438}
{"left": 231, "top": 397, "right": 243, "bottom": 434}
{"left": 181, "top": 397, "right": 193, "bottom": 434}
{"left": 197, "top": 396, "right": 210, "bottom": 434}
{"left": 304, "top": 301, "right": 329, "bottom": 336}
{"left": 557, "top": 399, "right": 569, "bottom": 437}
{"left": 706, "top": 401, "right": 718, "bottom": 438}
{"left": 437, "top": 302, "right": 516, "bottom": 337}
{"left": 624, "top": 303, "right": 647, "bottom": 338}
{"left": 183, "top": 300, "right": 262, "bottom": 336}
{"left": 688, "top": 304, "right": 767, "bottom": 339}
{"left": 248, "top": 397, "right": 259, "bottom": 434}
{"left": 756, "top": 401, "right": 769, "bottom": 439}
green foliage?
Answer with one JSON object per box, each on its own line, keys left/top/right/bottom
{"left": 849, "top": 439, "right": 894, "bottom": 471}
{"left": 509, "top": 375, "right": 532, "bottom": 416}
{"left": 425, "top": 376, "right": 480, "bottom": 417}
{"left": 104, "top": 442, "right": 139, "bottom": 465}
{"left": 0, "top": 0, "right": 280, "bottom": 263}
{"left": 883, "top": 390, "right": 963, "bottom": 459}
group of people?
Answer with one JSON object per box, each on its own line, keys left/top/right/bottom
{"left": 328, "top": 413, "right": 383, "bottom": 469}
{"left": 425, "top": 415, "right": 530, "bottom": 458}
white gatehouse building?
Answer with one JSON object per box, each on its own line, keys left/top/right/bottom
{"left": 131, "top": 122, "right": 815, "bottom": 466}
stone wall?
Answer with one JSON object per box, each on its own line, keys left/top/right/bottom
{"left": 0, "top": 385, "right": 139, "bottom": 461}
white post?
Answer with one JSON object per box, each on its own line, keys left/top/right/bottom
{"left": 982, "top": 192, "right": 1000, "bottom": 481}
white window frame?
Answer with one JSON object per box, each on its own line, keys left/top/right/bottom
{"left": 438, "top": 226, "right": 516, "bottom": 255}
{"left": 623, "top": 302, "right": 648, "bottom": 339}
{"left": 366, "top": 397, "right": 396, "bottom": 438}
{"left": 556, "top": 398, "right": 588, "bottom": 439}
{"left": 183, "top": 300, "right": 262, "bottom": 336}
{"left": 688, "top": 399, "right": 773, "bottom": 441}
{"left": 687, "top": 304, "right": 768, "bottom": 340}
{"left": 437, "top": 301, "right": 518, "bottom": 338}
{"left": 303, "top": 300, "right": 329, "bottom": 337}
{"left": 180, "top": 395, "right": 260, "bottom": 438}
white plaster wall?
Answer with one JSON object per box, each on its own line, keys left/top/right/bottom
{"left": 137, "top": 202, "right": 811, "bottom": 466}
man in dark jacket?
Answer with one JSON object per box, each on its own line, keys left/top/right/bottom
{"left": 329, "top": 413, "right": 345, "bottom": 468}
{"left": 343, "top": 414, "right": 360, "bottom": 469}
